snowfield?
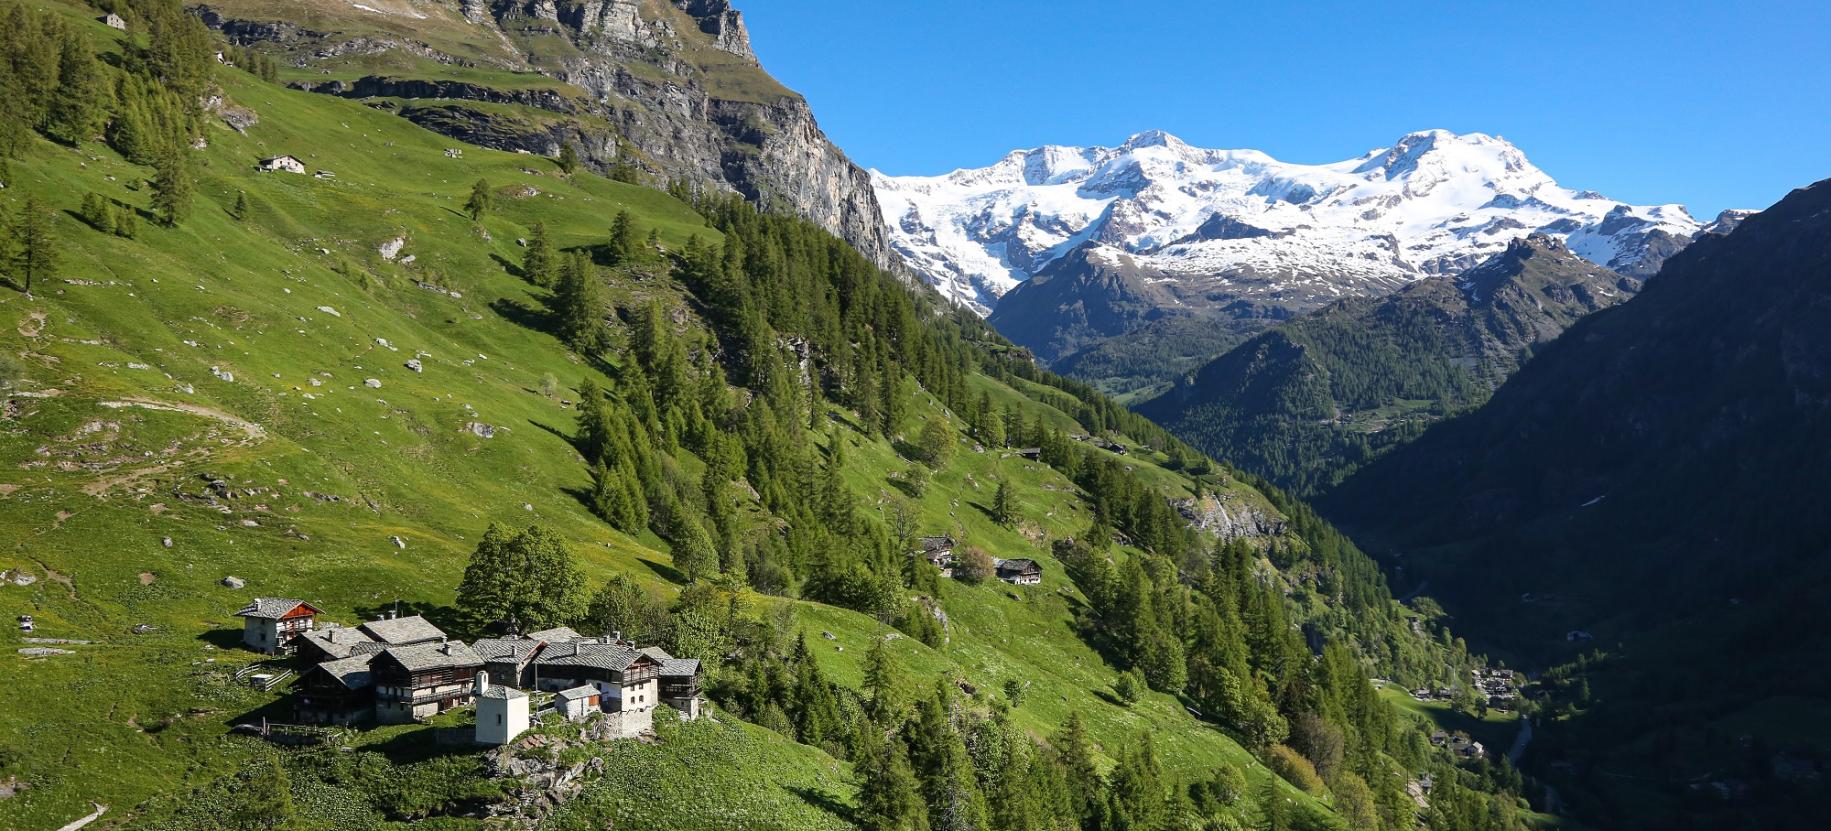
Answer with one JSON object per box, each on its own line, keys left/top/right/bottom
{"left": 873, "top": 129, "right": 1700, "bottom": 314}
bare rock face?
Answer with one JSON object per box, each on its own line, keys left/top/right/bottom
{"left": 196, "top": 0, "right": 890, "bottom": 267}
{"left": 1171, "top": 494, "right": 1284, "bottom": 542}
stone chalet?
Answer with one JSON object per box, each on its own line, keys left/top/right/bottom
{"left": 641, "top": 646, "right": 704, "bottom": 719}
{"left": 257, "top": 155, "right": 306, "bottom": 174}
{"left": 100, "top": 12, "right": 126, "bottom": 30}
{"left": 916, "top": 536, "right": 957, "bottom": 576}
{"left": 234, "top": 598, "right": 322, "bottom": 655}
{"left": 994, "top": 558, "right": 1042, "bottom": 586}
{"left": 370, "top": 639, "right": 485, "bottom": 723}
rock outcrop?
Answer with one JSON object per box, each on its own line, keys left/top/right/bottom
{"left": 193, "top": 1, "right": 891, "bottom": 266}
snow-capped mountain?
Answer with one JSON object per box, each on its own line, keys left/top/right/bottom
{"left": 872, "top": 129, "right": 1700, "bottom": 315}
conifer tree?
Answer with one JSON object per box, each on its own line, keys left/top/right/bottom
{"left": 80, "top": 193, "right": 115, "bottom": 233}
{"left": 552, "top": 250, "right": 609, "bottom": 353}
{"left": 151, "top": 145, "right": 192, "bottom": 226}
{"left": 111, "top": 205, "right": 136, "bottom": 239}
{"left": 853, "top": 722, "right": 929, "bottom": 831}
{"left": 46, "top": 35, "right": 111, "bottom": 145}
{"left": 229, "top": 191, "right": 249, "bottom": 221}
{"left": 465, "top": 178, "right": 492, "bottom": 221}
{"left": 6, "top": 194, "right": 56, "bottom": 294}
{"left": 522, "top": 220, "right": 554, "bottom": 286}
{"left": 1051, "top": 712, "right": 1104, "bottom": 826}
{"left": 557, "top": 142, "right": 579, "bottom": 175}
{"left": 991, "top": 480, "right": 1016, "bottom": 527}
{"left": 907, "top": 681, "right": 988, "bottom": 831}
{"left": 608, "top": 209, "right": 638, "bottom": 264}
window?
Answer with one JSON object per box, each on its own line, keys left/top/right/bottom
{"left": 496, "top": 714, "right": 503, "bottom": 725}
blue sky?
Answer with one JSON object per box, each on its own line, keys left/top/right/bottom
{"left": 738, "top": 0, "right": 1830, "bottom": 218}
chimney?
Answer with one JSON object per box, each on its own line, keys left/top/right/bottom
{"left": 612, "top": 630, "right": 621, "bottom": 644}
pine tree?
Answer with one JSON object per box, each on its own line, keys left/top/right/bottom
{"left": 522, "top": 221, "right": 554, "bottom": 286}
{"left": 608, "top": 209, "right": 638, "bottom": 264}
{"left": 552, "top": 250, "right": 609, "bottom": 353}
{"left": 80, "top": 193, "right": 115, "bottom": 234}
{"left": 465, "top": 178, "right": 492, "bottom": 221}
{"left": 907, "top": 682, "right": 988, "bottom": 831}
{"left": 46, "top": 35, "right": 111, "bottom": 145}
{"left": 151, "top": 146, "right": 192, "bottom": 227}
{"left": 1051, "top": 713, "right": 1104, "bottom": 826}
{"left": 853, "top": 723, "right": 929, "bottom": 831}
{"left": 669, "top": 512, "right": 719, "bottom": 582}
{"left": 557, "top": 142, "right": 579, "bottom": 175}
{"left": 991, "top": 480, "right": 1016, "bottom": 527}
{"left": 7, "top": 194, "right": 56, "bottom": 294}
{"left": 112, "top": 206, "right": 137, "bottom": 239}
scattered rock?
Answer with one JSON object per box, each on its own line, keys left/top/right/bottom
{"left": 389, "top": 535, "right": 406, "bottom": 549}
{"left": 138, "top": 572, "right": 156, "bottom": 585}
{"left": 378, "top": 236, "right": 406, "bottom": 261}
{"left": 405, "top": 359, "right": 422, "bottom": 373}
{"left": 18, "top": 648, "right": 72, "bottom": 657}
{"left": 317, "top": 306, "right": 341, "bottom": 317}
{"left": 463, "top": 422, "right": 496, "bottom": 439}
{"left": 821, "top": 631, "right": 837, "bottom": 641}
{"left": 364, "top": 379, "right": 382, "bottom": 389}
{"left": 162, "top": 536, "right": 173, "bottom": 548}
{"left": 131, "top": 623, "right": 158, "bottom": 635}
{"left": 221, "top": 576, "right": 246, "bottom": 589}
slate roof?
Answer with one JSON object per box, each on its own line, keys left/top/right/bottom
{"left": 479, "top": 685, "right": 526, "bottom": 700}
{"left": 381, "top": 640, "right": 482, "bottom": 672}
{"left": 639, "top": 646, "right": 701, "bottom": 678}
{"left": 359, "top": 615, "right": 447, "bottom": 646}
{"left": 534, "top": 640, "right": 647, "bottom": 671}
{"left": 314, "top": 655, "right": 374, "bottom": 690}
{"left": 918, "top": 536, "right": 956, "bottom": 553}
{"left": 298, "top": 625, "right": 375, "bottom": 659}
{"left": 472, "top": 637, "right": 544, "bottom": 663}
{"left": 234, "top": 597, "right": 315, "bottom": 619}
{"left": 527, "top": 626, "right": 583, "bottom": 642}
{"left": 995, "top": 558, "right": 1042, "bottom": 577}
{"left": 556, "top": 686, "right": 600, "bottom": 703}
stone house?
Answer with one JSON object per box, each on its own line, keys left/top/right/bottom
{"left": 100, "top": 13, "right": 126, "bottom": 30}
{"left": 472, "top": 636, "right": 546, "bottom": 689}
{"left": 295, "top": 654, "right": 375, "bottom": 725}
{"left": 994, "top": 558, "right": 1043, "bottom": 585}
{"left": 641, "top": 647, "right": 704, "bottom": 719}
{"left": 234, "top": 598, "right": 322, "bottom": 654}
{"left": 257, "top": 155, "right": 306, "bottom": 174}
{"left": 370, "top": 640, "right": 484, "bottom": 723}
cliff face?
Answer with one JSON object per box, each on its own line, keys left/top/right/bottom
{"left": 193, "top": 0, "right": 891, "bottom": 266}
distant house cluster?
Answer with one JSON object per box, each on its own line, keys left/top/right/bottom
{"left": 1430, "top": 730, "right": 1487, "bottom": 759}
{"left": 1471, "top": 667, "right": 1518, "bottom": 707}
{"left": 234, "top": 599, "right": 703, "bottom": 745}
{"left": 910, "top": 536, "right": 1043, "bottom": 586}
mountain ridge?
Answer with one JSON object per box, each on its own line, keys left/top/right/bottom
{"left": 1137, "top": 233, "right": 1639, "bottom": 494}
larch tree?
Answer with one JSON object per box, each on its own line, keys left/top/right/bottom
{"left": 465, "top": 178, "right": 492, "bottom": 221}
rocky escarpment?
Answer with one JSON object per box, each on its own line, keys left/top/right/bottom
{"left": 1171, "top": 494, "right": 1285, "bottom": 541}
{"left": 193, "top": 0, "right": 892, "bottom": 267}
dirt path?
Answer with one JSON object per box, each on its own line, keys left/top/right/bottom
{"left": 81, "top": 399, "right": 269, "bottom": 497}
{"left": 99, "top": 398, "right": 267, "bottom": 441}
{"left": 56, "top": 802, "right": 107, "bottom": 831}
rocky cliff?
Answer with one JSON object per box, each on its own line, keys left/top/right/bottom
{"left": 192, "top": 0, "right": 891, "bottom": 266}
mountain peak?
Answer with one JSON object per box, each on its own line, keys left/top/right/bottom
{"left": 1120, "top": 129, "right": 1187, "bottom": 151}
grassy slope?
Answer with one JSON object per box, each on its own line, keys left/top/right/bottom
{"left": 0, "top": 19, "right": 1321, "bottom": 830}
